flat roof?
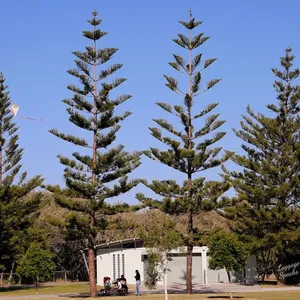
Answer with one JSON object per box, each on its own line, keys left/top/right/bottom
{"left": 94, "top": 237, "right": 141, "bottom": 249}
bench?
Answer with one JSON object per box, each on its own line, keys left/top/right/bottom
{"left": 117, "top": 287, "right": 127, "bottom": 296}
{"left": 99, "top": 286, "right": 111, "bottom": 296}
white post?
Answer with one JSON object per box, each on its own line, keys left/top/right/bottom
{"left": 81, "top": 250, "right": 89, "bottom": 274}
{"left": 201, "top": 247, "right": 208, "bottom": 285}
{"left": 164, "top": 271, "right": 168, "bottom": 300}
{"left": 162, "top": 252, "right": 168, "bottom": 300}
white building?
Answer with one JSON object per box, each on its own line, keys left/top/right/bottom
{"left": 95, "top": 238, "right": 257, "bottom": 286}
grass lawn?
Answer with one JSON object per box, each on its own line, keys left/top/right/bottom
{"left": 0, "top": 283, "right": 300, "bottom": 300}
{"left": 0, "top": 282, "right": 89, "bottom": 295}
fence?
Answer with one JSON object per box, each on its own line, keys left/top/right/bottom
{"left": 0, "top": 273, "right": 21, "bottom": 286}
{"left": 52, "top": 271, "right": 69, "bottom": 282}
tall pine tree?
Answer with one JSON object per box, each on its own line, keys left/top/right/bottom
{"left": 0, "top": 72, "right": 43, "bottom": 276}
{"left": 137, "top": 11, "right": 232, "bottom": 294}
{"left": 221, "top": 48, "right": 300, "bottom": 284}
{"left": 49, "top": 11, "right": 141, "bottom": 297}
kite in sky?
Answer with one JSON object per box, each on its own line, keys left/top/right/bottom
{"left": 9, "top": 104, "right": 19, "bottom": 116}
{"left": 9, "top": 104, "right": 44, "bottom": 121}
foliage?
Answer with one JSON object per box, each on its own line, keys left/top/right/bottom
{"left": 0, "top": 72, "right": 43, "bottom": 275}
{"left": 138, "top": 210, "right": 183, "bottom": 290}
{"left": 137, "top": 11, "right": 232, "bottom": 293}
{"left": 48, "top": 11, "right": 141, "bottom": 297}
{"left": 221, "top": 48, "right": 300, "bottom": 284}
{"left": 16, "top": 243, "right": 56, "bottom": 282}
{"left": 208, "top": 230, "right": 249, "bottom": 282}
{"left": 54, "top": 239, "right": 88, "bottom": 281}
{"left": 144, "top": 251, "right": 161, "bottom": 290}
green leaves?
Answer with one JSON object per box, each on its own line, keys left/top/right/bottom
{"left": 16, "top": 243, "right": 56, "bottom": 282}
{"left": 0, "top": 73, "right": 44, "bottom": 274}
{"left": 206, "top": 79, "right": 221, "bottom": 90}
{"left": 82, "top": 29, "right": 107, "bottom": 41}
{"left": 219, "top": 49, "right": 300, "bottom": 280}
{"left": 49, "top": 17, "right": 141, "bottom": 297}
{"left": 194, "top": 103, "right": 219, "bottom": 119}
{"left": 204, "top": 58, "right": 217, "bottom": 69}
{"left": 156, "top": 102, "right": 173, "bottom": 114}
{"left": 97, "top": 48, "right": 118, "bottom": 64}
{"left": 193, "top": 53, "right": 202, "bottom": 69}
{"left": 49, "top": 129, "right": 90, "bottom": 147}
{"left": 141, "top": 11, "right": 229, "bottom": 217}
{"left": 208, "top": 230, "right": 249, "bottom": 275}
{"left": 179, "top": 18, "right": 203, "bottom": 30}
{"left": 98, "top": 63, "right": 123, "bottom": 80}
{"left": 164, "top": 75, "right": 179, "bottom": 92}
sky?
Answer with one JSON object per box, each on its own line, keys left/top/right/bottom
{"left": 0, "top": 0, "right": 300, "bottom": 204}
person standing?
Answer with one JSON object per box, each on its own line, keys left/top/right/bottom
{"left": 134, "top": 270, "right": 141, "bottom": 296}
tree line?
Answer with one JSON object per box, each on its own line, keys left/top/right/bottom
{"left": 0, "top": 10, "right": 299, "bottom": 297}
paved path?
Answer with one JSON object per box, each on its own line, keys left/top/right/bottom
{"left": 153, "top": 283, "right": 300, "bottom": 293}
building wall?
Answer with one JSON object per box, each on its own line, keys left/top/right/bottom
{"left": 97, "top": 247, "right": 144, "bottom": 285}
{"left": 207, "top": 255, "right": 257, "bottom": 284}
{"left": 167, "top": 255, "right": 203, "bottom": 285}
{"left": 96, "top": 246, "right": 257, "bottom": 286}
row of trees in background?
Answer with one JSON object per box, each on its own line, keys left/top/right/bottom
{"left": 0, "top": 10, "right": 299, "bottom": 297}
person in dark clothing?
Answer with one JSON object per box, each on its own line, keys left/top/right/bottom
{"left": 134, "top": 270, "right": 141, "bottom": 296}
{"left": 120, "top": 274, "right": 128, "bottom": 294}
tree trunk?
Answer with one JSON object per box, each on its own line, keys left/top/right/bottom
{"left": 8, "top": 261, "right": 15, "bottom": 285}
{"left": 88, "top": 247, "right": 97, "bottom": 297}
{"left": 226, "top": 269, "right": 231, "bottom": 283}
{"left": 0, "top": 144, "right": 2, "bottom": 183}
{"left": 226, "top": 270, "right": 233, "bottom": 299}
{"left": 186, "top": 243, "right": 193, "bottom": 294}
{"left": 186, "top": 10, "right": 194, "bottom": 295}
{"left": 89, "top": 21, "right": 98, "bottom": 298}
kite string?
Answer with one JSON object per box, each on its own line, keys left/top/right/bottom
{"left": 16, "top": 116, "right": 45, "bottom": 122}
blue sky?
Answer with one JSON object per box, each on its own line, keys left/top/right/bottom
{"left": 1, "top": 0, "right": 300, "bottom": 203}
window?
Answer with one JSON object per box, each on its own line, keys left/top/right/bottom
{"left": 122, "top": 253, "right": 125, "bottom": 275}
{"left": 113, "top": 254, "right": 116, "bottom": 280}
{"left": 117, "top": 254, "right": 120, "bottom": 278}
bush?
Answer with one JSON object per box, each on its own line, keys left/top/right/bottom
{"left": 16, "top": 243, "right": 56, "bottom": 283}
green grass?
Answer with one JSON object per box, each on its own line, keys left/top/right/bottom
{"left": 0, "top": 282, "right": 89, "bottom": 295}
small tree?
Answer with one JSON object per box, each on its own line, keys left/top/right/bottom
{"left": 208, "top": 230, "right": 249, "bottom": 283}
{"left": 138, "top": 210, "right": 182, "bottom": 300}
{"left": 16, "top": 242, "right": 56, "bottom": 285}
{"left": 144, "top": 251, "right": 161, "bottom": 290}
{"left": 208, "top": 230, "right": 248, "bottom": 299}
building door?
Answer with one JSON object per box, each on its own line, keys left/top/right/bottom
{"left": 167, "top": 255, "right": 202, "bottom": 286}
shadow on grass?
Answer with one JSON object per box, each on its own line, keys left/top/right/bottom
{"left": 257, "top": 280, "right": 277, "bottom": 285}
{"left": 59, "top": 292, "right": 246, "bottom": 299}
{"left": 60, "top": 295, "right": 90, "bottom": 298}
{"left": 208, "top": 297, "right": 244, "bottom": 299}
{"left": 0, "top": 286, "right": 29, "bottom": 292}
{"left": 0, "top": 285, "right": 45, "bottom": 292}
